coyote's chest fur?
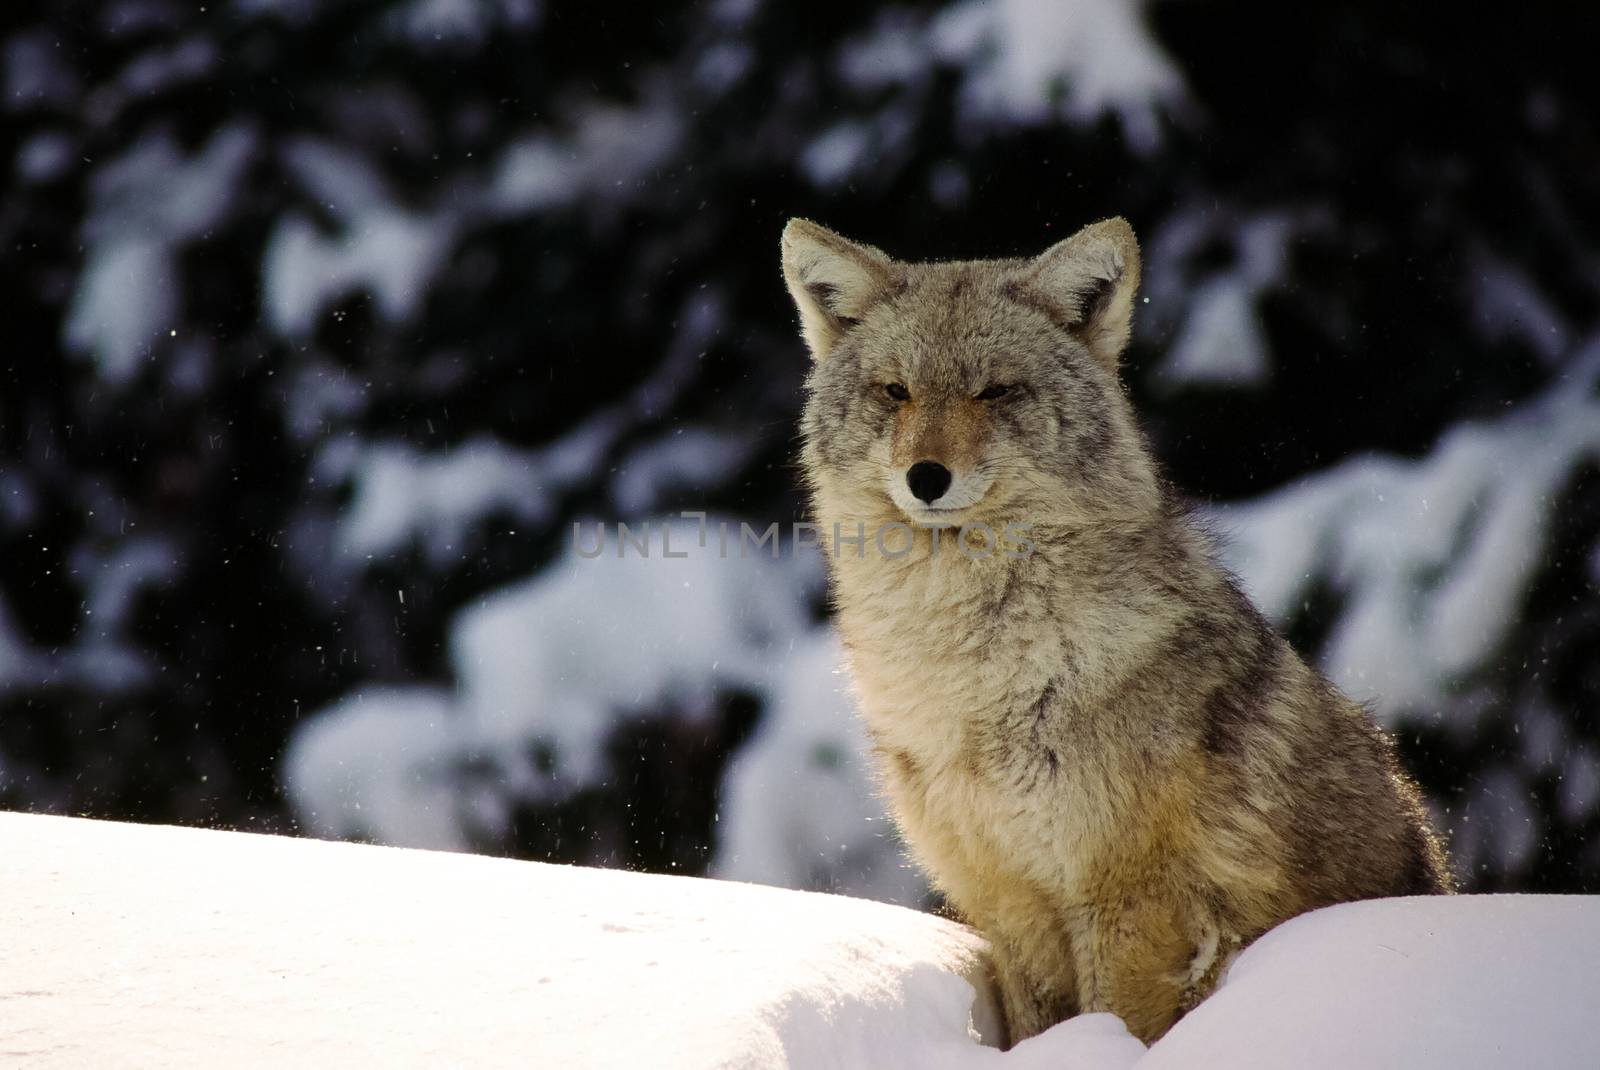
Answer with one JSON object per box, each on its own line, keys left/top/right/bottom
{"left": 831, "top": 535, "right": 1169, "bottom": 889}
{"left": 781, "top": 214, "right": 1453, "bottom": 1046}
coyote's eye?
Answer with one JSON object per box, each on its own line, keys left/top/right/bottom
{"left": 975, "top": 384, "right": 1011, "bottom": 401}
{"left": 885, "top": 383, "right": 911, "bottom": 402}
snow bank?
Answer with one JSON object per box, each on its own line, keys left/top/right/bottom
{"left": 5, "top": 812, "right": 1595, "bottom": 1068}
{"left": 1142, "top": 894, "right": 1600, "bottom": 1070}
{"left": 0, "top": 812, "right": 1007, "bottom": 1068}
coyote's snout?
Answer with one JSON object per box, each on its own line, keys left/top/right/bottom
{"left": 887, "top": 394, "right": 998, "bottom": 521}
{"left": 782, "top": 215, "right": 1452, "bottom": 1046}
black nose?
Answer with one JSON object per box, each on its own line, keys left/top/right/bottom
{"left": 906, "top": 461, "right": 953, "bottom": 504}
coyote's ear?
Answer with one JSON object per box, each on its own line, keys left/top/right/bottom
{"left": 1022, "top": 217, "right": 1141, "bottom": 371}
{"left": 780, "top": 218, "right": 896, "bottom": 360}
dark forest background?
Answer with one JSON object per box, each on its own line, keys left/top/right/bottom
{"left": 2, "top": 0, "right": 1597, "bottom": 895}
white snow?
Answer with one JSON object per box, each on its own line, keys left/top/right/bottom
{"left": 1560, "top": 746, "right": 1600, "bottom": 823}
{"left": 0, "top": 593, "right": 38, "bottom": 690}
{"left": 259, "top": 75, "right": 682, "bottom": 343}
{"left": 1138, "top": 894, "right": 1600, "bottom": 1070}
{"left": 73, "top": 534, "right": 181, "bottom": 628}
{"left": 452, "top": 520, "right": 810, "bottom": 794}
{"left": 283, "top": 360, "right": 369, "bottom": 442}
{"left": 487, "top": 96, "right": 682, "bottom": 216}
{"left": 385, "top": 0, "right": 541, "bottom": 48}
{"left": 280, "top": 136, "right": 394, "bottom": 217}
{"left": 116, "top": 36, "right": 216, "bottom": 98}
{"left": 1158, "top": 277, "right": 1269, "bottom": 387}
{"left": 232, "top": 0, "right": 317, "bottom": 18}
{"left": 284, "top": 517, "right": 819, "bottom": 846}
{"left": 826, "top": 0, "right": 1186, "bottom": 161}
{"left": 933, "top": 0, "right": 1187, "bottom": 154}
{"left": 1439, "top": 765, "right": 1542, "bottom": 881}
{"left": 264, "top": 209, "right": 456, "bottom": 337}
{"left": 0, "top": 536, "right": 177, "bottom": 695}
{"left": 836, "top": 11, "right": 933, "bottom": 93}
{"left": 314, "top": 290, "right": 727, "bottom": 570}
{"left": 5, "top": 812, "right": 1596, "bottom": 1068}
{"left": 63, "top": 125, "right": 256, "bottom": 383}
{"left": 1145, "top": 209, "right": 1294, "bottom": 390}
{"left": 4, "top": 31, "right": 81, "bottom": 111}
{"left": 16, "top": 131, "right": 75, "bottom": 184}
{"left": 800, "top": 122, "right": 873, "bottom": 189}
{"left": 65, "top": 240, "right": 177, "bottom": 381}
{"left": 1470, "top": 251, "right": 1571, "bottom": 364}
{"left": 609, "top": 428, "right": 759, "bottom": 515}
{"left": 1216, "top": 339, "right": 1600, "bottom": 722}
{"left": 712, "top": 629, "right": 929, "bottom": 907}
{"left": 281, "top": 686, "right": 482, "bottom": 850}
{"left": 693, "top": 42, "right": 754, "bottom": 95}
{"left": 263, "top": 137, "right": 461, "bottom": 338}
{"left": 0, "top": 465, "right": 37, "bottom": 528}
{"left": 334, "top": 437, "right": 560, "bottom": 563}
{"left": 0, "top": 812, "right": 1006, "bottom": 1068}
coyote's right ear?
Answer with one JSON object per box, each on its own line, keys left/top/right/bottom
{"left": 1023, "top": 217, "right": 1141, "bottom": 372}
{"left": 780, "top": 219, "right": 896, "bottom": 360}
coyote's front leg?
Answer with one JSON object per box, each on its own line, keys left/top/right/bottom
{"left": 1080, "top": 894, "right": 1204, "bottom": 1043}
{"left": 989, "top": 929, "right": 1079, "bottom": 1047}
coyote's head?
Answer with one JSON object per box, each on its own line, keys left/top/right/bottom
{"left": 782, "top": 217, "right": 1160, "bottom": 533}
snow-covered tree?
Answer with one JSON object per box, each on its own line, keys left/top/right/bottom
{"left": 2, "top": 0, "right": 1596, "bottom": 893}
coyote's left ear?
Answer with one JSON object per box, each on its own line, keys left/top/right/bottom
{"left": 780, "top": 218, "right": 897, "bottom": 360}
{"left": 1022, "top": 217, "right": 1141, "bottom": 371}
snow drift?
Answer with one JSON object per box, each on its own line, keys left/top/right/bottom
{"left": 4, "top": 813, "right": 1596, "bottom": 1068}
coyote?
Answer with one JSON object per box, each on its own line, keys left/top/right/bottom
{"left": 781, "top": 216, "right": 1452, "bottom": 1045}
